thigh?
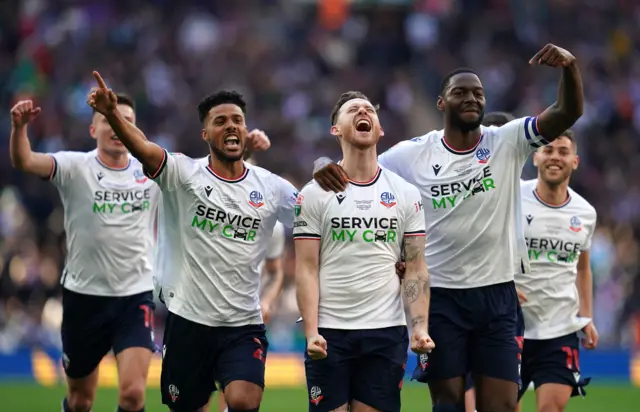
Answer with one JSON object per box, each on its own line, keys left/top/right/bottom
{"left": 113, "top": 291, "right": 157, "bottom": 355}
{"left": 61, "top": 289, "right": 112, "bottom": 379}
{"left": 470, "top": 282, "right": 520, "bottom": 384}
{"left": 305, "top": 328, "right": 352, "bottom": 412}
{"left": 353, "top": 327, "right": 409, "bottom": 412}
{"left": 160, "top": 313, "right": 215, "bottom": 412}
{"left": 414, "top": 287, "right": 469, "bottom": 383}
{"left": 528, "top": 334, "right": 588, "bottom": 396}
{"left": 214, "top": 324, "right": 269, "bottom": 391}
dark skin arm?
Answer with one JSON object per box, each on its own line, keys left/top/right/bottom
{"left": 312, "top": 157, "right": 349, "bottom": 193}
{"left": 530, "top": 44, "right": 584, "bottom": 142}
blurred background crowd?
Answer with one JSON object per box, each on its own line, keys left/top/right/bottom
{"left": 0, "top": 0, "right": 639, "bottom": 354}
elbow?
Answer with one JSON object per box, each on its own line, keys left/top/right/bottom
{"left": 10, "top": 154, "right": 27, "bottom": 171}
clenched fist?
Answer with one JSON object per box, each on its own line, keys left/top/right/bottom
{"left": 10, "top": 100, "right": 41, "bottom": 128}
{"left": 529, "top": 44, "right": 576, "bottom": 68}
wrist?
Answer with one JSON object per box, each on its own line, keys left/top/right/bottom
{"left": 304, "top": 327, "right": 319, "bottom": 339}
{"left": 11, "top": 123, "right": 26, "bottom": 132}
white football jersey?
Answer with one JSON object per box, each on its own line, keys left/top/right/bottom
{"left": 378, "top": 116, "right": 547, "bottom": 288}
{"left": 148, "top": 150, "right": 297, "bottom": 327}
{"left": 518, "top": 179, "right": 596, "bottom": 340}
{"left": 154, "top": 159, "right": 288, "bottom": 298}
{"left": 259, "top": 221, "right": 285, "bottom": 273}
{"left": 293, "top": 167, "right": 426, "bottom": 329}
{"left": 48, "top": 150, "right": 159, "bottom": 296}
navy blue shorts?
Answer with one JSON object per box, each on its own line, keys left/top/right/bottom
{"left": 160, "top": 312, "right": 268, "bottom": 412}
{"left": 518, "top": 332, "right": 590, "bottom": 399}
{"left": 305, "top": 326, "right": 408, "bottom": 412}
{"left": 61, "top": 288, "right": 156, "bottom": 379}
{"left": 412, "top": 281, "right": 523, "bottom": 384}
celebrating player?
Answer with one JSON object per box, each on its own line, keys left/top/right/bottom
{"left": 9, "top": 96, "right": 158, "bottom": 412}
{"left": 295, "top": 91, "right": 434, "bottom": 412}
{"left": 313, "top": 44, "right": 584, "bottom": 411}
{"left": 212, "top": 147, "right": 287, "bottom": 412}
{"left": 87, "top": 71, "right": 298, "bottom": 412}
{"left": 517, "top": 129, "right": 597, "bottom": 411}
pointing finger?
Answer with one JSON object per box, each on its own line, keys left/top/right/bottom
{"left": 93, "top": 71, "right": 108, "bottom": 89}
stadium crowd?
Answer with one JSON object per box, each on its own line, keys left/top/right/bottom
{"left": 0, "top": 0, "right": 639, "bottom": 354}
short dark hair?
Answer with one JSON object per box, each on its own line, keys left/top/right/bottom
{"left": 197, "top": 90, "right": 247, "bottom": 124}
{"left": 482, "top": 112, "right": 515, "bottom": 127}
{"left": 91, "top": 92, "right": 135, "bottom": 114}
{"left": 440, "top": 67, "right": 478, "bottom": 95}
{"left": 330, "top": 91, "right": 379, "bottom": 125}
{"left": 558, "top": 129, "right": 577, "bottom": 152}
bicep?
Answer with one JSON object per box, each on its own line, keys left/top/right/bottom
{"left": 294, "top": 239, "right": 320, "bottom": 274}
{"left": 403, "top": 234, "right": 426, "bottom": 271}
{"left": 27, "top": 153, "right": 56, "bottom": 179}
{"left": 577, "top": 250, "right": 591, "bottom": 273}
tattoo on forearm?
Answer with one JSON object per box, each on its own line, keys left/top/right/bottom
{"left": 404, "top": 280, "right": 419, "bottom": 303}
{"left": 411, "top": 315, "right": 425, "bottom": 328}
{"left": 402, "top": 236, "right": 431, "bottom": 303}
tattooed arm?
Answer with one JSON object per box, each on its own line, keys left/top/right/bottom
{"left": 402, "top": 235, "right": 430, "bottom": 330}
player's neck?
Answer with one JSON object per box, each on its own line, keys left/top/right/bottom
{"left": 443, "top": 125, "right": 482, "bottom": 151}
{"left": 340, "top": 146, "right": 378, "bottom": 183}
{"left": 209, "top": 155, "right": 245, "bottom": 180}
{"left": 96, "top": 149, "right": 129, "bottom": 169}
{"left": 536, "top": 179, "right": 570, "bottom": 206}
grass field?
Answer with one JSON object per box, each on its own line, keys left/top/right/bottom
{"left": 1, "top": 383, "right": 638, "bottom": 411}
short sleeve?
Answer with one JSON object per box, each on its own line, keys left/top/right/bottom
{"left": 292, "top": 186, "right": 323, "bottom": 240}
{"left": 582, "top": 212, "right": 597, "bottom": 251}
{"left": 145, "top": 149, "right": 197, "bottom": 191}
{"left": 499, "top": 116, "right": 550, "bottom": 158}
{"left": 275, "top": 176, "right": 299, "bottom": 229}
{"left": 402, "top": 184, "right": 426, "bottom": 238}
{"left": 378, "top": 138, "right": 424, "bottom": 177}
{"left": 48, "top": 151, "right": 86, "bottom": 188}
{"left": 266, "top": 222, "right": 286, "bottom": 259}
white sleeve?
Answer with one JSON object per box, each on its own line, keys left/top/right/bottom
{"left": 378, "top": 138, "right": 423, "bottom": 177}
{"left": 292, "top": 186, "right": 323, "bottom": 240}
{"left": 402, "top": 184, "right": 426, "bottom": 238}
{"left": 275, "top": 176, "right": 299, "bottom": 229}
{"left": 582, "top": 211, "right": 597, "bottom": 251}
{"left": 144, "top": 150, "right": 197, "bottom": 191}
{"left": 500, "top": 116, "right": 550, "bottom": 158}
{"left": 48, "top": 151, "right": 86, "bottom": 188}
{"left": 266, "top": 222, "right": 286, "bottom": 259}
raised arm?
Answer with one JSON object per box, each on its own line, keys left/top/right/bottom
{"left": 9, "top": 101, "right": 55, "bottom": 178}
{"left": 87, "top": 71, "right": 164, "bottom": 173}
{"left": 576, "top": 250, "right": 598, "bottom": 349}
{"left": 530, "top": 44, "right": 584, "bottom": 142}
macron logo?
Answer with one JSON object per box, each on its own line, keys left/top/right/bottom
{"left": 204, "top": 186, "right": 213, "bottom": 197}
{"left": 526, "top": 215, "right": 534, "bottom": 225}
{"left": 432, "top": 164, "right": 441, "bottom": 176}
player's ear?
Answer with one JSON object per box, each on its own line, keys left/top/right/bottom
{"left": 89, "top": 122, "right": 97, "bottom": 140}
{"left": 330, "top": 125, "right": 341, "bottom": 137}
{"left": 532, "top": 151, "right": 540, "bottom": 167}
{"left": 436, "top": 96, "right": 445, "bottom": 112}
{"left": 201, "top": 128, "right": 208, "bottom": 142}
{"left": 572, "top": 154, "right": 580, "bottom": 170}
{"left": 379, "top": 125, "right": 385, "bottom": 138}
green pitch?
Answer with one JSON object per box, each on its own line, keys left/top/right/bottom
{"left": 1, "top": 383, "right": 638, "bottom": 411}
